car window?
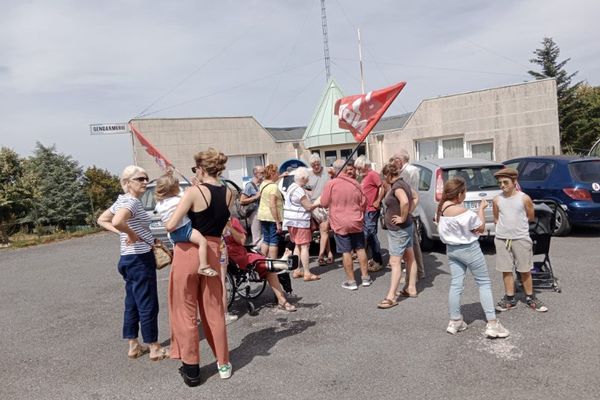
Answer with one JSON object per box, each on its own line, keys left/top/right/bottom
{"left": 519, "top": 161, "right": 554, "bottom": 181}
{"left": 416, "top": 166, "right": 432, "bottom": 191}
{"left": 443, "top": 166, "right": 503, "bottom": 190}
{"left": 568, "top": 160, "right": 600, "bottom": 183}
{"left": 140, "top": 186, "right": 157, "bottom": 211}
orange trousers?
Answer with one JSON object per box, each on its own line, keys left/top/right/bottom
{"left": 168, "top": 237, "right": 229, "bottom": 365}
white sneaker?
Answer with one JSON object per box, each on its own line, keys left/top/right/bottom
{"left": 341, "top": 280, "right": 358, "bottom": 290}
{"left": 225, "top": 313, "right": 238, "bottom": 325}
{"left": 485, "top": 320, "right": 510, "bottom": 338}
{"left": 217, "top": 362, "right": 232, "bottom": 379}
{"left": 446, "top": 319, "right": 468, "bottom": 335}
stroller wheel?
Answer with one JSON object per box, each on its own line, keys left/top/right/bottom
{"left": 247, "top": 301, "right": 257, "bottom": 315}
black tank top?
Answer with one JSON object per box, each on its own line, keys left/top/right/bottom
{"left": 188, "top": 183, "right": 230, "bottom": 237}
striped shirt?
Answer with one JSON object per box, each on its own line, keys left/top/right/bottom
{"left": 283, "top": 183, "right": 311, "bottom": 229}
{"left": 109, "top": 194, "right": 154, "bottom": 255}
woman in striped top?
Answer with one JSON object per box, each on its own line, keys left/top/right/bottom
{"left": 97, "top": 165, "right": 169, "bottom": 361}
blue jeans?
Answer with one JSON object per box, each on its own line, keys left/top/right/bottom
{"left": 363, "top": 210, "right": 382, "bottom": 264}
{"left": 447, "top": 241, "right": 496, "bottom": 321}
{"left": 117, "top": 251, "right": 159, "bottom": 343}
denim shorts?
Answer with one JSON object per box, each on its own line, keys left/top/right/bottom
{"left": 386, "top": 224, "right": 413, "bottom": 257}
{"left": 261, "top": 221, "right": 280, "bottom": 246}
{"left": 168, "top": 221, "right": 193, "bottom": 243}
{"left": 334, "top": 232, "right": 365, "bottom": 253}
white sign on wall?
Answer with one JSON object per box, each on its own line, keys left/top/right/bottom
{"left": 90, "top": 123, "right": 129, "bottom": 135}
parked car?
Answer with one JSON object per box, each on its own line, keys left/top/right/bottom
{"left": 412, "top": 158, "right": 506, "bottom": 250}
{"left": 140, "top": 178, "right": 244, "bottom": 248}
{"left": 503, "top": 155, "right": 600, "bottom": 235}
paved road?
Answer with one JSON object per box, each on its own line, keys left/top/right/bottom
{"left": 1, "top": 227, "right": 599, "bottom": 400}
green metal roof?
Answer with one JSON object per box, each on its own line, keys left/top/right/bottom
{"left": 302, "top": 78, "right": 355, "bottom": 148}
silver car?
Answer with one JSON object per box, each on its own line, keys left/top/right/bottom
{"left": 412, "top": 158, "right": 505, "bottom": 250}
{"left": 140, "top": 179, "right": 243, "bottom": 249}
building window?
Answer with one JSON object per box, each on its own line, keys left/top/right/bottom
{"left": 416, "top": 137, "right": 465, "bottom": 160}
{"left": 324, "top": 150, "right": 337, "bottom": 167}
{"left": 222, "top": 154, "right": 265, "bottom": 187}
{"left": 469, "top": 141, "right": 494, "bottom": 161}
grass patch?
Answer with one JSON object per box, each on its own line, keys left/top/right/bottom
{"left": 2, "top": 227, "right": 102, "bottom": 249}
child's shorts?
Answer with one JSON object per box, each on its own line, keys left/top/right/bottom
{"left": 168, "top": 221, "right": 193, "bottom": 243}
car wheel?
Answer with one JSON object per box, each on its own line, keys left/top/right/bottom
{"left": 417, "top": 218, "right": 434, "bottom": 251}
{"left": 553, "top": 206, "right": 572, "bottom": 236}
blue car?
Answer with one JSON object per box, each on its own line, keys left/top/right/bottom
{"left": 503, "top": 156, "right": 600, "bottom": 235}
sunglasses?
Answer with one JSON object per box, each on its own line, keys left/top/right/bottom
{"left": 497, "top": 179, "right": 512, "bottom": 186}
{"left": 132, "top": 176, "right": 149, "bottom": 182}
{"left": 191, "top": 166, "right": 198, "bottom": 173}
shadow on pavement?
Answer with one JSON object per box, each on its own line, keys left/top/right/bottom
{"left": 460, "top": 302, "right": 488, "bottom": 324}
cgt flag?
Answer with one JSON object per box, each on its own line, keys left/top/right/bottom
{"left": 129, "top": 123, "right": 173, "bottom": 171}
{"left": 334, "top": 81, "right": 406, "bottom": 143}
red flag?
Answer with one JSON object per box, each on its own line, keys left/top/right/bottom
{"left": 129, "top": 123, "right": 173, "bottom": 171}
{"left": 334, "top": 81, "right": 406, "bottom": 142}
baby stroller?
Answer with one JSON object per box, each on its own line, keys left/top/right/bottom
{"left": 528, "top": 200, "right": 561, "bottom": 293}
{"left": 225, "top": 247, "right": 299, "bottom": 315}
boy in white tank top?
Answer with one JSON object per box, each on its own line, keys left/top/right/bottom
{"left": 492, "top": 168, "right": 548, "bottom": 312}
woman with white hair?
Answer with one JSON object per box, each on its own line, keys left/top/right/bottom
{"left": 283, "top": 166, "right": 321, "bottom": 281}
{"left": 97, "top": 165, "right": 169, "bottom": 361}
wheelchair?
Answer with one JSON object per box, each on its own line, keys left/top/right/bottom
{"left": 224, "top": 249, "right": 299, "bottom": 315}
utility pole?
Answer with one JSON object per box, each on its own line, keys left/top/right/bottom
{"left": 321, "top": 0, "right": 331, "bottom": 82}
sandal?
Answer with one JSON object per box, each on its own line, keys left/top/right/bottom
{"left": 198, "top": 266, "right": 218, "bottom": 277}
{"left": 128, "top": 344, "right": 149, "bottom": 359}
{"left": 318, "top": 257, "right": 327, "bottom": 266}
{"left": 292, "top": 271, "right": 304, "bottom": 279}
{"left": 397, "top": 289, "right": 418, "bottom": 298}
{"left": 149, "top": 347, "right": 170, "bottom": 361}
{"left": 303, "top": 274, "right": 321, "bottom": 282}
{"left": 326, "top": 256, "right": 334, "bottom": 264}
{"left": 377, "top": 298, "right": 398, "bottom": 309}
{"left": 277, "top": 302, "right": 297, "bottom": 312}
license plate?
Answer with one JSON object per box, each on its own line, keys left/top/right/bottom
{"left": 464, "top": 200, "right": 480, "bottom": 210}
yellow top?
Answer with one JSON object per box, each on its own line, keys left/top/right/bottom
{"left": 257, "top": 181, "right": 283, "bottom": 222}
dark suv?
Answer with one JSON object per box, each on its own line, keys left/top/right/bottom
{"left": 503, "top": 156, "right": 600, "bottom": 235}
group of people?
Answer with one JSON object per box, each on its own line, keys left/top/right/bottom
{"left": 97, "top": 147, "right": 548, "bottom": 387}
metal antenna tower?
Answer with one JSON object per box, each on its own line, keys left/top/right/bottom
{"left": 321, "top": 0, "right": 331, "bottom": 82}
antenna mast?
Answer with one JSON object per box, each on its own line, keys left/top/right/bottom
{"left": 321, "top": 0, "right": 331, "bottom": 82}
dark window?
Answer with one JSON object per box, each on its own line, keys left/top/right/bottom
{"left": 443, "top": 166, "right": 503, "bottom": 190}
{"left": 568, "top": 160, "right": 600, "bottom": 183}
{"left": 416, "top": 166, "right": 432, "bottom": 191}
{"left": 519, "top": 161, "right": 554, "bottom": 181}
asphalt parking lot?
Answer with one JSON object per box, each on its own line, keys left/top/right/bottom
{"left": 1, "top": 226, "right": 599, "bottom": 400}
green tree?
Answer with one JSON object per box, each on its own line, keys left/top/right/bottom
{"left": 0, "top": 147, "right": 30, "bottom": 244}
{"left": 528, "top": 37, "right": 583, "bottom": 152}
{"left": 21, "top": 143, "right": 88, "bottom": 230}
{"left": 571, "top": 84, "right": 600, "bottom": 153}
{"left": 83, "top": 166, "right": 122, "bottom": 225}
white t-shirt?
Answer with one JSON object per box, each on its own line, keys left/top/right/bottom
{"left": 155, "top": 194, "right": 190, "bottom": 230}
{"left": 283, "top": 183, "right": 311, "bottom": 229}
{"left": 438, "top": 209, "right": 482, "bottom": 245}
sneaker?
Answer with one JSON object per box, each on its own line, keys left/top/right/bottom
{"left": 526, "top": 297, "right": 548, "bottom": 312}
{"left": 341, "top": 280, "right": 358, "bottom": 290}
{"left": 225, "top": 313, "right": 238, "bottom": 325}
{"left": 495, "top": 296, "right": 517, "bottom": 312}
{"left": 485, "top": 320, "right": 510, "bottom": 338}
{"left": 361, "top": 276, "right": 373, "bottom": 287}
{"left": 178, "top": 366, "right": 202, "bottom": 387}
{"left": 217, "top": 362, "right": 232, "bottom": 379}
{"left": 367, "top": 261, "right": 383, "bottom": 272}
{"left": 446, "top": 319, "right": 468, "bottom": 335}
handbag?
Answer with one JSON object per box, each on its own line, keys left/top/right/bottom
{"left": 143, "top": 238, "right": 173, "bottom": 270}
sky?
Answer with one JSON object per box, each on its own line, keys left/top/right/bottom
{"left": 1, "top": 0, "right": 600, "bottom": 174}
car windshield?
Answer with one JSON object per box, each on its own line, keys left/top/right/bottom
{"left": 442, "top": 166, "right": 504, "bottom": 190}
{"left": 568, "top": 160, "right": 600, "bottom": 183}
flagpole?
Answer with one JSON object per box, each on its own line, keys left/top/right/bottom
{"left": 357, "top": 28, "right": 370, "bottom": 164}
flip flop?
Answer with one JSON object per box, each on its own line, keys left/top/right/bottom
{"left": 198, "top": 267, "right": 218, "bottom": 277}
{"left": 277, "top": 302, "right": 297, "bottom": 312}
{"left": 304, "top": 274, "right": 321, "bottom": 282}
{"left": 377, "top": 298, "right": 398, "bottom": 309}
{"left": 397, "top": 289, "right": 418, "bottom": 298}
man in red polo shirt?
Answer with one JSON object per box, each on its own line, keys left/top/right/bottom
{"left": 320, "top": 159, "right": 371, "bottom": 290}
